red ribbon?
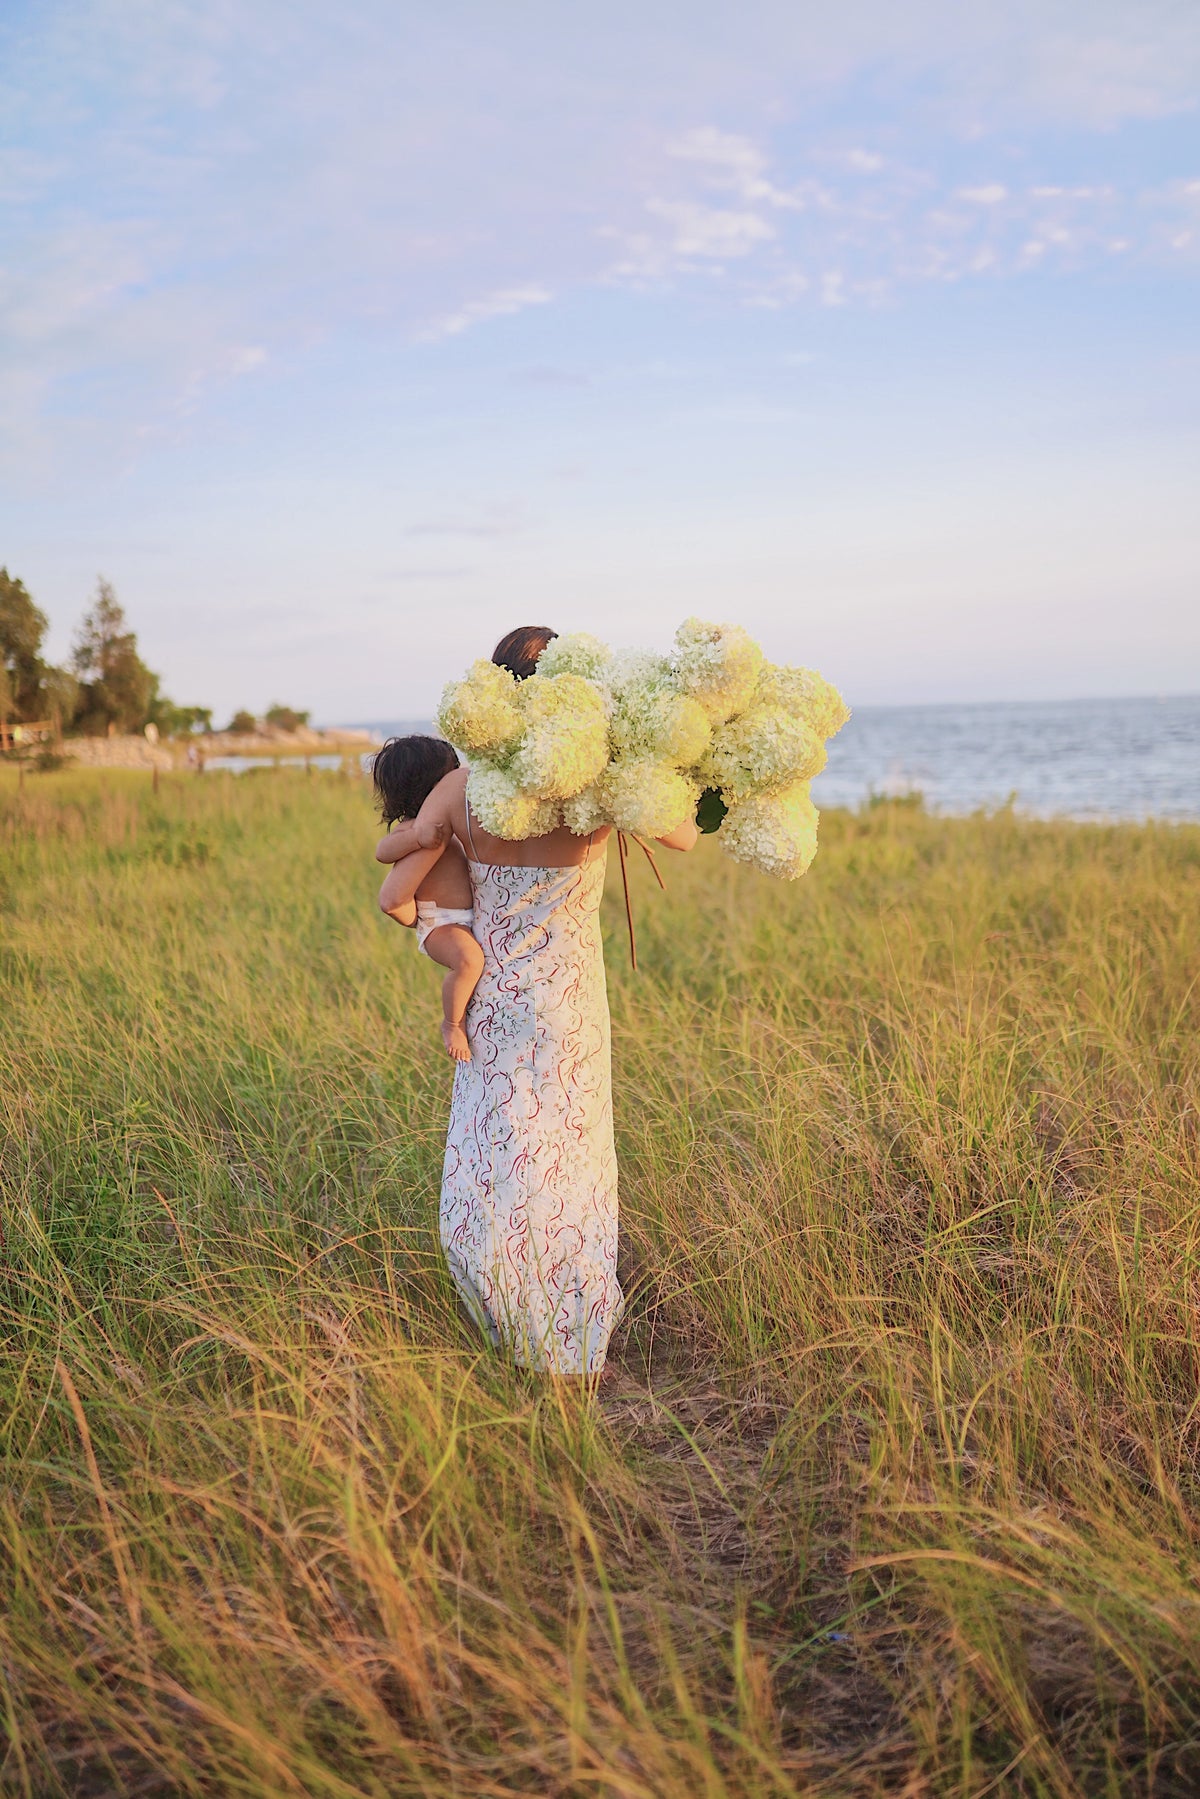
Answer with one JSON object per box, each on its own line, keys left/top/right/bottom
{"left": 615, "top": 831, "right": 665, "bottom": 970}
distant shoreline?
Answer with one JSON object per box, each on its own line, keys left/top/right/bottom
{"left": 43, "top": 726, "right": 382, "bottom": 773}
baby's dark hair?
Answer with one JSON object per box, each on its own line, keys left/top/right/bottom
{"left": 492, "top": 624, "right": 557, "bottom": 680}
{"left": 372, "top": 734, "right": 459, "bottom": 825}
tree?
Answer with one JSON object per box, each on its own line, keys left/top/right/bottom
{"left": 0, "top": 566, "right": 78, "bottom": 726}
{"left": 265, "top": 703, "right": 310, "bottom": 732}
{"left": 71, "top": 580, "right": 158, "bottom": 734}
{"left": 0, "top": 567, "right": 49, "bottom": 720}
{"left": 151, "top": 700, "right": 212, "bottom": 738}
{"left": 39, "top": 664, "right": 80, "bottom": 729}
{"left": 227, "top": 709, "right": 257, "bottom": 735}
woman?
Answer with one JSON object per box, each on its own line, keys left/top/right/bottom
{"left": 381, "top": 625, "right": 697, "bottom": 1376}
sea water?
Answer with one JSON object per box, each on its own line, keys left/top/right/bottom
{"left": 814, "top": 695, "right": 1200, "bottom": 822}
{"left": 347, "top": 695, "right": 1200, "bottom": 824}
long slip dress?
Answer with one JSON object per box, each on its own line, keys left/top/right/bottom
{"left": 439, "top": 821, "right": 623, "bottom": 1374}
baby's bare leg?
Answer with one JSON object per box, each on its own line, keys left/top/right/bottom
{"left": 422, "top": 924, "right": 485, "bottom": 1061}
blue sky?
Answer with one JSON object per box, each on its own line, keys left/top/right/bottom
{"left": 2, "top": 1, "right": 1198, "bottom": 720}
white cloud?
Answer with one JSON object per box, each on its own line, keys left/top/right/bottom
{"left": 644, "top": 199, "right": 775, "bottom": 261}
{"left": 1032, "top": 184, "right": 1107, "bottom": 199}
{"left": 0, "top": 221, "right": 146, "bottom": 349}
{"left": 1012, "top": 21, "right": 1200, "bottom": 129}
{"left": 228, "top": 345, "right": 266, "bottom": 374}
{"left": 418, "top": 285, "right": 553, "bottom": 342}
{"left": 668, "top": 127, "right": 803, "bottom": 210}
{"left": 607, "top": 117, "right": 1200, "bottom": 309}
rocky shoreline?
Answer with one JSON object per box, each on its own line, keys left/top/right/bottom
{"left": 53, "top": 727, "right": 379, "bottom": 772}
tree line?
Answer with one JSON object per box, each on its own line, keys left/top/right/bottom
{"left": 0, "top": 569, "right": 309, "bottom": 738}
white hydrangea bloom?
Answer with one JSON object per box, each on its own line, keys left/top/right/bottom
{"left": 663, "top": 695, "right": 712, "bottom": 767}
{"left": 721, "top": 781, "right": 819, "bottom": 880}
{"left": 608, "top": 646, "right": 672, "bottom": 694}
{"left": 754, "top": 663, "right": 850, "bottom": 741}
{"left": 602, "top": 647, "right": 707, "bottom": 765}
{"left": 436, "top": 660, "right": 523, "bottom": 758}
{"left": 510, "top": 672, "right": 610, "bottom": 799}
{"left": 467, "top": 764, "right": 561, "bottom": 840}
{"left": 560, "top": 783, "right": 608, "bottom": 835}
{"left": 699, "top": 705, "right": 827, "bottom": 803}
{"left": 671, "top": 618, "right": 764, "bottom": 724}
{"left": 536, "top": 631, "right": 614, "bottom": 685}
{"left": 611, "top": 683, "right": 710, "bottom": 767}
{"left": 596, "top": 760, "right": 698, "bottom": 837}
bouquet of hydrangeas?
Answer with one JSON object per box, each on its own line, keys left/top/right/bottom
{"left": 434, "top": 620, "right": 849, "bottom": 879}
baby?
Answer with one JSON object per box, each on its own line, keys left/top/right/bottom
{"left": 372, "top": 735, "right": 484, "bottom": 1062}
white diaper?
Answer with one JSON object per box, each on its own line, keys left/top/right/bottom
{"left": 415, "top": 900, "right": 475, "bottom": 957}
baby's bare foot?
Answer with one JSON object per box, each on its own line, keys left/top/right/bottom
{"left": 441, "top": 1019, "right": 471, "bottom": 1061}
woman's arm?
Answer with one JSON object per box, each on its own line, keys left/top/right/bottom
{"left": 376, "top": 844, "right": 444, "bottom": 920}
{"left": 655, "top": 817, "right": 699, "bottom": 852}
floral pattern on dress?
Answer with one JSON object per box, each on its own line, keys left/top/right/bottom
{"left": 440, "top": 851, "right": 622, "bottom": 1374}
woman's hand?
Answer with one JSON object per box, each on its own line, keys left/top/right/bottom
{"left": 655, "top": 817, "right": 700, "bottom": 852}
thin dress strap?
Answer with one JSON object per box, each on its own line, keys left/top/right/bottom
{"left": 463, "top": 796, "right": 481, "bottom": 864}
{"left": 582, "top": 830, "right": 594, "bottom": 867}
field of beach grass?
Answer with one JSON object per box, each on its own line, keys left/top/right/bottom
{"left": 2, "top": 764, "right": 1199, "bottom": 1797}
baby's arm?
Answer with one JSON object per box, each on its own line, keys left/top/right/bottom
{"left": 377, "top": 819, "right": 428, "bottom": 864}
{"left": 412, "top": 765, "right": 468, "bottom": 850}
{"left": 376, "top": 842, "right": 444, "bottom": 923}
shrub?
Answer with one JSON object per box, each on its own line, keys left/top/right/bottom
{"left": 265, "top": 704, "right": 310, "bottom": 732}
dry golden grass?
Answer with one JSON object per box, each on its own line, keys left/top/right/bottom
{"left": 2, "top": 765, "right": 1199, "bottom": 1795}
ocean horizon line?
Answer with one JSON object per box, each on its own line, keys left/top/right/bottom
{"left": 322, "top": 690, "right": 1200, "bottom": 734}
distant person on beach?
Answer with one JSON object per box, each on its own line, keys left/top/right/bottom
{"left": 373, "top": 735, "right": 484, "bottom": 1062}
{"left": 374, "top": 625, "right": 698, "bottom": 1379}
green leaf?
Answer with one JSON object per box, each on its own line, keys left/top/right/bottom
{"left": 696, "top": 787, "right": 728, "bottom": 835}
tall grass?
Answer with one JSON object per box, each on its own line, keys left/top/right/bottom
{"left": 2, "top": 766, "right": 1199, "bottom": 1796}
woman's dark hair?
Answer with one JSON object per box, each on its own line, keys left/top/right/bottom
{"left": 372, "top": 734, "right": 459, "bottom": 824}
{"left": 492, "top": 625, "right": 557, "bottom": 680}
